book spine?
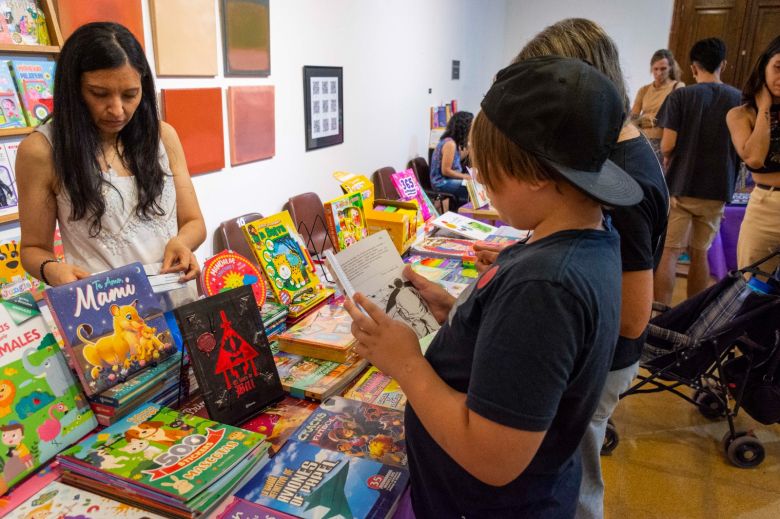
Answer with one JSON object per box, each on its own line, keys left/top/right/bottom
{"left": 323, "top": 249, "right": 356, "bottom": 299}
{"left": 323, "top": 202, "right": 340, "bottom": 251}
{"left": 451, "top": 99, "right": 457, "bottom": 113}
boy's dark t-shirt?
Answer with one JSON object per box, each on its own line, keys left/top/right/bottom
{"left": 656, "top": 82, "right": 742, "bottom": 202}
{"left": 405, "top": 227, "right": 622, "bottom": 517}
{"left": 606, "top": 136, "right": 669, "bottom": 370}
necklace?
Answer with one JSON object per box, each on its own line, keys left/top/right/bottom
{"left": 102, "top": 143, "right": 120, "bottom": 172}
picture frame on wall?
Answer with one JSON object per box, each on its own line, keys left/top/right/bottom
{"left": 303, "top": 66, "right": 344, "bottom": 151}
{"left": 220, "top": 0, "right": 271, "bottom": 76}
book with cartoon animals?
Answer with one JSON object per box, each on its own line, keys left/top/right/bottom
{"left": 174, "top": 285, "right": 285, "bottom": 426}
{"left": 324, "top": 230, "right": 440, "bottom": 339}
{"left": 57, "top": 403, "right": 269, "bottom": 518}
{"left": 0, "top": 292, "right": 96, "bottom": 495}
{"left": 241, "top": 211, "right": 334, "bottom": 319}
{"left": 43, "top": 262, "right": 177, "bottom": 397}
{"left": 323, "top": 191, "right": 369, "bottom": 251}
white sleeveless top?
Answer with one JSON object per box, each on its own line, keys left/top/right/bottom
{"left": 37, "top": 123, "right": 178, "bottom": 274}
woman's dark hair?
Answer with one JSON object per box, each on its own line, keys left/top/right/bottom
{"left": 651, "top": 48, "right": 681, "bottom": 81}
{"left": 441, "top": 111, "right": 474, "bottom": 149}
{"left": 742, "top": 35, "right": 780, "bottom": 111}
{"left": 52, "top": 22, "right": 165, "bottom": 236}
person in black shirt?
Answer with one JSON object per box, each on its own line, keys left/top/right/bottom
{"left": 344, "top": 56, "right": 642, "bottom": 517}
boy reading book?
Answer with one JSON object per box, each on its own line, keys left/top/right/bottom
{"left": 343, "top": 56, "right": 642, "bottom": 517}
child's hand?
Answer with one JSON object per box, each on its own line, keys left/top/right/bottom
{"left": 475, "top": 250, "right": 499, "bottom": 274}
{"left": 402, "top": 265, "right": 454, "bottom": 323}
{"left": 344, "top": 293, "right": 423, "bottom": 380}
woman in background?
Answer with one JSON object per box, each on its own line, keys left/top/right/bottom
{"left": 632, "top": 49, "right": 685, "bottom": 163}
{"left": 17, "top": 22, "right": 205, "bottom": 289}
{"left": 429, "top": 111, "right": 473, "bottom": 207}
{"left": 727, "top": 35, "right": 780, "bottom": 277}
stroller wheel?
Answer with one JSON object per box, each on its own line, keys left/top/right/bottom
{"left": 727, "top": 435, "right": 765, "bottom": 468}
{"left": 694, "top": 388, "right": 726, "bottom": 419}
{"left": 601, "top": 420, "right": 619, "bottom": 455}
{"left": 720, "top": 430, "right": 751, "bottom": 454}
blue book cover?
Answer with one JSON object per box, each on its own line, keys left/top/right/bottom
{"left": 235, "top": 440, "right": 409, "bottom": 519}
{"left": 43, "top": 262, "right": 176, "bottom": 396}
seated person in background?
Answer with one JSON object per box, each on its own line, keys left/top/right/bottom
{"left": 17, "top": 22, "right": 206, "bottom": 291}
{"left": 429, "top": 111, "right": 473, "bottom": 207}
{"left": 344, "top": 56, "right": 642, "bottom": 517}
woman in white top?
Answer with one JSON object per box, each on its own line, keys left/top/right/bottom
{"left": 631, "top": 49, "right": 685, "bottom": 164}
{"left": 17, "top": 22, "right": 206, "bottom": 287}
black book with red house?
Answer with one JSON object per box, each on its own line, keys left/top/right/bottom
{"left": 173, "top": 284, "right": 284, "bottom": 425}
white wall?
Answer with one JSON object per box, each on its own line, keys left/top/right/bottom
{"left": 501, "top": 0, "right": 676, "bottom": 103}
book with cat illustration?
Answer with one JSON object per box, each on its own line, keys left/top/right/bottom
{"left": 324, "top": 230, "right": 440, "bottom": 338}
{"left": 43, "top": 262, "right": 176, "bottom": 396}
{"left": 174, "top": 285, "right": 284, "bottom": 426}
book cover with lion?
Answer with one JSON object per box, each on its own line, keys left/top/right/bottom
{"left": 43, "top": 262, "right": 176, "bottom": 396}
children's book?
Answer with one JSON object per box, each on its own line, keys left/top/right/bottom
{"left": 88, "top": 352, "right": 184, "bottom": 407}
{"left": 0, "top": 237, "right": 35, "bottom": 301}
{"left": 0, "top": 1, "right": 50, "bottom": 46}
{"left": 275, "top": 302, "right": 356, "bottom": 363}
{"left": 9, "top": 480, "right": 167, "bottom": 518}
{"left": 234, "top": 440, "right": 409, "bottom": 519}
{"left": 43, "top": 262, "right": 177, "bottom": 396}
{"left": 474, "top": 225, "right": 531, "bottom": 251}
{"left": 0, "top": 145, "right": 17, "bottom": 217}
{"left": 242, "top": 212, "right": 334, "bottom": 319}
{"left": 323, "top": 192, "right": 368, "bottom": 251}
{"left": 431, "top": 211, "right": 497, "bottom": 241}
{"left": 57, "top": 403, "right": 268, "bottom": 517}
{"left": 239, "top": 395, "right": 319, "bottom": 456}
{"left": 324, "top": 231, "right": 440, "bottom": 338}
{"left": 295, "top": 396, "right": 407, "bottom": 468}
{"left": 464, "top": 167, "right": 490, "bottom": 209}
{"left": 7, "top": 59, "right": 54, "bottom": 127}
{"left": 201, "top": 250, "right": 267, "bottom": 308}
{"left": 218, "top": 497, "right": 299, "bottom": 519}
{"left": 390, "top": 168, "right": 438, "bottom": 222}
{"left": 332, "top": 171, "right": 374, "bottom": 208}
{"left": 410, "top": 236, "right": 475, "bottom": 260}
{"left": 0, "top": 292, "right": 97, "bottom": 494}
{"left": 174, "top": 285, "right": 284, "bottom": 426}
{"left": 271, "top": 342, "right": 368, "bottom": 402}
{"left": 343, "top": 366, "right": 407, "bottom": 411}
{"left": 0, "top": 461, "right": 58, "bottom": 515}
{"left": 0, "top": 61, "right": 25, "bottom": 129}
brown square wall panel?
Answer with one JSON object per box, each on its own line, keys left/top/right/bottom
{"left": 150, "top": 0, "right": 217, "bottom": 76}
{"left": 162, "top": 88, "right": 225, "bottom": 175}
{"left": 221, "top": 0, "right": 270, "bottom": 76}
{"left": 227, "top": 86, "right": 275, "bottom": 165}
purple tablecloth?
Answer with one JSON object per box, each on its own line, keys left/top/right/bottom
{"left": 392, "top": 486, "right": 415, "bottom": 519}
{"left": 707, "top": 204, "right": 746, "bottom": 279}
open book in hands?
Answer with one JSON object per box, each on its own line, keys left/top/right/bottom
{"left": 324, "top": 231, "right": 440, "bottom": 338}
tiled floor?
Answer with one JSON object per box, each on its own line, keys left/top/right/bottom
{"left": 603, "top": 276, "right": 780, "bottom": 518}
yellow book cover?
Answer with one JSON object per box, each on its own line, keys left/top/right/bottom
{"left": 323, "top": 191, "right": 369, "bottom": 251}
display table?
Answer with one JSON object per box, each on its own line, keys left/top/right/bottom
{"left": 707, "top": 203, "right": 746, "bottom": 280}
{"left": 457, "top": 202, "right": 502, "bottom": 226}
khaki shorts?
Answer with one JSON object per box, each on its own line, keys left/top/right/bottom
{"left": 664, "top": 196, "right": 725, "bottom": 250}
{"left": 737, "top": 186, "right": 780, "bottom": 273}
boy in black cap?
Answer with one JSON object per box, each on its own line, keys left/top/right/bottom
{"left": 344, "top": 56, "right": 641, "bottom": 517}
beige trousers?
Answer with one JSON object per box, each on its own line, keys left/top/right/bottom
{"left": 737, "top": 186, "right": 780, "bottom": 275}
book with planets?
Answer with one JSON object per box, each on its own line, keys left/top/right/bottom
{"left": 43, "top": 262, "right": 176, "bottom": 396}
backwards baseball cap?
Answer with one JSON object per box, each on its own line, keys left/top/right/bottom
{"left": 480, "top": 55, "right": 642, "bottom": 207}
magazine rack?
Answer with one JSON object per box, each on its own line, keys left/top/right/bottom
{"left": 296, "top": 216, "right": 336, "bottom": 283}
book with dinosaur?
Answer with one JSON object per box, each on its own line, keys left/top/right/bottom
{"left": 174, "top": 285, "right": 284, "bottom": 426}
{"left": 0, "top": 292, "right": 96, "bottom": 495}
{"left": 234, "top": 440, "right": 409, "bottom": 519}
{"left": 271, "top": 342, "right": 368, "bottom": 401}
{"left": 294, "top": 396, "right": 406, "bottom": 468}
{"left": 275, "top": 301, "right": 356, "bottom": 363}
{"left": 342, "top": 366, "right": 407, "bottom": 411}
{"left": 9, "top": 480, "right": 167, "bottom": 518}
{"left": 239, "top": 395, "right": 319, "bottom": 456}
{"left": 323, "top": 191, "right": 368, "bottom": 251}
{"left": 242, "top": 211, "right": 334, "bottom": 319}
{"left": 43, "top": 262, "right": 177, "bottom": 397}
{"left": 57, "top": 403, "right": 269, "bottom": 517}
{"left": 7, "top": 59, "right": 55, "bottom": 127}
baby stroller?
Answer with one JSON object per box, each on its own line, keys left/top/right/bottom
{"left": 603, "top": 249, "right": 780, "bottom": 468}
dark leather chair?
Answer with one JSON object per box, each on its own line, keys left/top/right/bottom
{"left": 371, "top": 167, "right": 401, "bottom": 200}
{"left": 407, "top": 157, "right": 458, "bottom": 213}
{"left": 283, "top": 192, "right": 334, "bottom": 258}
{"left": 212, "top": 212, "right": 264, "bottom": 267}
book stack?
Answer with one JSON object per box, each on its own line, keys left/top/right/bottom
{"left": 261, "top": 299, "right": 289, "bottom": 339}
{"left": 57, "top": 403, "right": 270, "bottom": 518}
{"left": 343, "top": 366, "right": 407, "bottom": 411}
{"left": 275, "top": 301, "right": 356, "bottom": 363}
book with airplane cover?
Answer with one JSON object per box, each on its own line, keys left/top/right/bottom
{"left": 234, "top": 440, "right": 409, "bottom": 519}
{"left": 201, "top": 250, "right": 267, "bottom": 308}
{"left": 242, "top": 211, "right": 333, "bottom": 319}
{"left": 390, "top": 168, "right": 437, "bottom": 222}
{"left": 324, "top": 231, "right": 440, "bottom": 339}
{"left": 57, "top": 403, "right": 268, "bottom": 518}
{"left": 239, "top": 395, "right": 319, "bottom": 456}
{"left": 323, "top": 191, "right": 368, "bottom": 251}
{"left": 43, "top": 262, "right": 176, "bottom": 396}
{"left": 0, "top": 61, "right": 25, "bottom": 129}
{"left": 217, "top": 498, "right": 298, "bottom": 519}
{"left": 431, "top": 211, "right": 497, "bottom": 241}
{"left": 343, "top": 366, "right": 407, "bottom": 411}
{"left": 7, "top": 59, "right": 54, "bottom": 127}
{"left": 271, "top": 342, "right": 368, "bottom": 401}
{"left": 0, "top": 291, "right": 97, "bottom": 495}
{"left": 294, "top": 396, "right": 406, "bottom": 468}
{"left": 410, "top": 236, "right": 475, "bottom": 260}
{"left": 275, "top": 301, "right": 355, "bottom": 363}
{"left": 9, "top": 480, "right": 166, "bottom": 518}
{"left": 174, "top": 285, "right": 284, "bottom": 426}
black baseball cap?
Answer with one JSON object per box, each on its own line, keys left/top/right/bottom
{"left": 480, "top": 55, "right": 642, "bottom": 207}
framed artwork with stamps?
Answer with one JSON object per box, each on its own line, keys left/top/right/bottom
{"left": 303, "top": 66, "right": 344, "bottom": 151}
